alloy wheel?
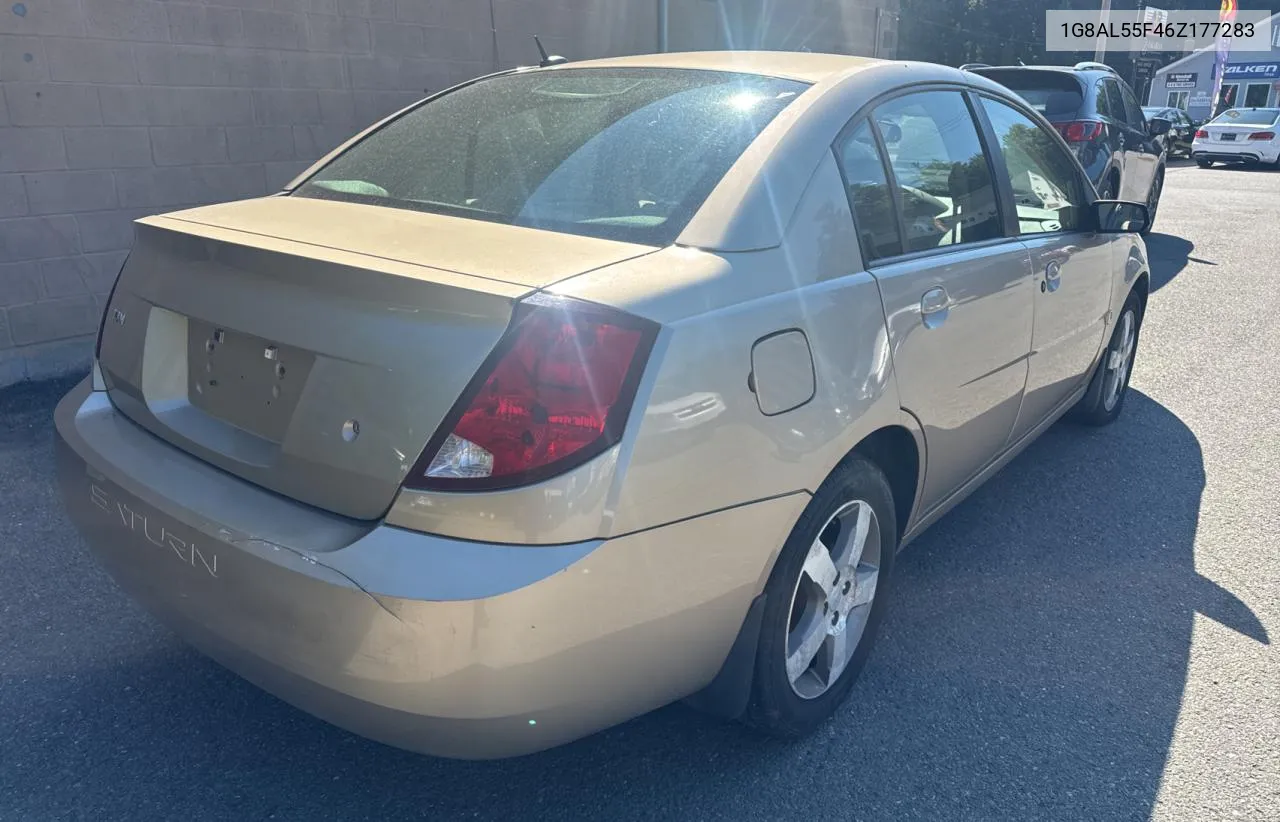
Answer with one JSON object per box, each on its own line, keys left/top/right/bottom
{"left": 1102, "top": 309, "right": 1136, "bottom": 412}
{"left": 784, "top": 499, "right": 882, "bottom": 700}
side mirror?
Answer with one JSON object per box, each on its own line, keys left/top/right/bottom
{"left": 1094, "top": 199, "right": 1151, "bottom": 234}
{"left": 879, "top": 121, "right": 903, "bottom": 144}
{"left": 1147, "top": 117, "right": 1172, "bottom": 136}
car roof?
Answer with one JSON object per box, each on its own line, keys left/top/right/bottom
{"left": 552, "top": 50, "right": 884, "bottom": 84}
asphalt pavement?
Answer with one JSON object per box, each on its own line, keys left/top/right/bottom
{"left": 1, "top": 162, "right": 1277, "bottom": 821}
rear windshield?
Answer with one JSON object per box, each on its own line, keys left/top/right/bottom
{"left": 1210, "top": 107, "right": 1280, "bottom": 127}
{"left": 976, "top": 70, "right": 1083, "bottom": 120}
{"left": 293, "top": 68, "right": 808, "bottom": 246}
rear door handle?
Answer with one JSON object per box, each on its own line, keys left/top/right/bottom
{"left": 920, "top": 286, "right": 950, "bottom": 328}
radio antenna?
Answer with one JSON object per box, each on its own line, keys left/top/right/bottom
{"left": 534, "top": 35, "right": 568, "bottom": 67}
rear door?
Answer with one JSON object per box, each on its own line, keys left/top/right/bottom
{"left": 974, "top": 94, "right": 1116, "bottom": 440}
{"left": 838, "top": 89, "right": 1034, "bottom": 513}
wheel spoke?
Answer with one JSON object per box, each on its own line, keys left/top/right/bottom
{"left": 848, "top": 564, "right": 879, "bottom": 609}
{"left": 814, "top": 626, "right": 853, "bottom": 686}
{"left": 802, "top": 538, "right": 840, "bottom": 596}
{"left": 786, "top": 615, "right": 829, "bottom": 683}
{"left": 840, "top": 501, "right": 872, "bottom": 570}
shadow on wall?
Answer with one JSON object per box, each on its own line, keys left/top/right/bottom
{"left": 3, "top": 389, "right": 1266, "bottom": 819}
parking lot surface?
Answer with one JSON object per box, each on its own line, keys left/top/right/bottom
{"left": 1, "top": 162, "right": 1277, "bottom": 821}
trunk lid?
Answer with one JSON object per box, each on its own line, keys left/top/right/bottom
{"left": 98, "top": 197, "right": 656, "bottom": 520}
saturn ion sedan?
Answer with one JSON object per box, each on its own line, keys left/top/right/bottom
{"left": 55, "top": 52, "right": 1154, "bottom": 759}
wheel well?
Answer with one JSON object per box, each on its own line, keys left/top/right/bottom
{"left": 852, "top": 426, "right": 920, "bottom": 538}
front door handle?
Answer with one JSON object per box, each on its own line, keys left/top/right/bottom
{"left": 1044, "top": 260, "right": 1062, "bottom": 293}
{"left": 920, "top": 286, "right": 950, "bottom": 328}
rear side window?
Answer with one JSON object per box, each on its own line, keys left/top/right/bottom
{"left": 978, "top": 70, "right": 1083, "bottom": 121}
{"left": 1095, "top": 82, "right": 1113, "bottom": 118}
{"left": 872, "top": 90, "right": 1003, "bottom": 253}
{"left": 293, "top": 68, "right": 808, "bottom": 246}
{"left": 833, "top": 120, "right": 902, "bottom": 262}
{"left": 1102, "top": 79, "right": 1128, "bottom": 123}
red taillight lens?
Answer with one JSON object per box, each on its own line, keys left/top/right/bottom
{"left": 1195, "top": 129, "right": 1209, "bottom": 138}
{"left": 407, "top": 296, "right": 657, "bottom": 491}
{"left": 1248, "top": 131, "right": 1276, "bottom": 140}
{"left": 1055, "top": 120, "right": 1104, "bottom": 142}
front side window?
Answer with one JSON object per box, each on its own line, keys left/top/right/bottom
{"left": 979, "top": 96, "right": 1085, "bottom": 236}
{"left": 833, "top": 120, "right": 902, "bottom": 262}
{"left": 872, "top": 90, "right": 1002, "bottom": 253}
{"left": 294, "top": 68, "right": 808, "bottom": 246}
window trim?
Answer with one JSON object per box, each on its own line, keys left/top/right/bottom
{"left": 831, "top": 83, "right": 1016, "bottom": 269}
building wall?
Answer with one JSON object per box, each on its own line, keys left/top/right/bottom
{"left": 0, "top": 0, "right": 895, "bottom": 387}
{"left": 1148, "top": 17, "right": 1280, "bottom": 120}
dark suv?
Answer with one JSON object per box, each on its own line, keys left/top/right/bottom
{"left": 964, "top": 61, "right": 1169, "bottom": 232}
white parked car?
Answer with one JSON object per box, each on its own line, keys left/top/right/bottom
{"left": 1192, "top": 107, "right": 1280, "bottom": 168}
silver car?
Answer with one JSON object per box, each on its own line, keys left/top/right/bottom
{"left": 55, "top": 52, "right": 1152, "bottom": 759}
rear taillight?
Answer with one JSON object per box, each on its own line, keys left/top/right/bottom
{"left": 1055, "top": 120, "right": 1105, "bottom": 142}
{"left": 1248, "top": 131, "right": 1276, "bottom": 141}
{"left": 1195, "top": 129, "right": 1209, "bottom": 138}
{"left": 405, "top": 295, "right": 658, "bottom": 491}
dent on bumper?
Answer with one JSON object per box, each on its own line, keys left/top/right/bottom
{"left": 54, "top": 379, "right": 807, "bottom": 758}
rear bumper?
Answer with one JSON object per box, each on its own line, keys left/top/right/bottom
{"left": 1192, "top": 144, "right": 1280, "bottom": 163}
{"left": 55, "top": 378, "right": 805, "bottom": 759}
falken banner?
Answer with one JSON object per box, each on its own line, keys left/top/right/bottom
{"left": 1211, "top": 0, "right": 1239, "bottom": 116}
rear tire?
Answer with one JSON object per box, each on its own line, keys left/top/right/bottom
{"left": 742, "top": 456, "right": 897, "bottom": 739}
{"left": 1068, "top": 293, "right": 1142, "bottom": 427}
{"left": 1196, "top": 158, "right": 1213, "bottom": 168}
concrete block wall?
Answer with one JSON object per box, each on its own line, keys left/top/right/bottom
{"left": 0, "top": 0, "right": 894, "bottom": 388}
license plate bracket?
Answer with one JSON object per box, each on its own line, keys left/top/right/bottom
{"left": 187, "top": 320, "right": 314, "bottom": 443}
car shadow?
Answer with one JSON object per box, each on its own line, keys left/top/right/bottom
{"left": 1144, "top": 232, "right": 1197, "bottom": 291}
{"left": 4, "top": 389, "right": 1266, "bottom": 820}
{"left": 1210, "top": 163, "right": 1280, "bottom": 173}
